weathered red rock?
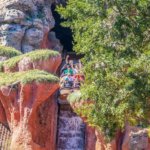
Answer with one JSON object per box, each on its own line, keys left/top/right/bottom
{"left": 0, "top": 82, "right": 59, "bottom": 150}
{"left": 40, "top": 33, "right": 50, "bottom": 49}
{"left": 85, "top": 126, "right": 117, "bottom": 150}
{"left": 84, "top": 124, "right": 150, "bottom": 150}
{"left": 122, "top": 125, "right": 150, "bottom": 150}
{"left": 85, "top": 126, "right": 96, "bottom": 150}
{"left": 4, "top": 54, "right": 62, "bottom": 74}
{"left": 0, "top": 101, "right": 7, "bottom": 124}
{"left": 40, "top": 32, "right": 63, "bottom": 52}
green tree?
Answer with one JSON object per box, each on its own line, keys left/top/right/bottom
{"left": 57, "top": 0, "right": 150, "bottom": 139}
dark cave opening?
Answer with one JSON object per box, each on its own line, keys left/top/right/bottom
{"left": 51, "top": 4, "right": 73, "bottom": 53}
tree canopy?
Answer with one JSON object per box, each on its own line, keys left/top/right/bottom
{"left": 57, "top": 0, "right": 150, "bottom": 139}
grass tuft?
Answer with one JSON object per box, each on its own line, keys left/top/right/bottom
{"left": 0, "top": 70, "right": 59, "bottom": 86}
{"left": 0, "top": 45, "right": 22, "bottom": 58}
{"left": 1, "top": 49, "right": 60, "bottom": 69}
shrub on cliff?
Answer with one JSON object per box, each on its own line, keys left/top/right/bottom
{"left": 67, "top": 91, "right": 81, "bottom": 103}
{"left": 58, "top": 0, "right": 150, "bottom": 140}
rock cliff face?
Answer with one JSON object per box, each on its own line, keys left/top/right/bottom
{"left": 122, "top": 125, "right": 150, "bottom": 150}
{"left": 0, "top": 102, "right": 7, "bottom": 125}
{"left": 0, "top": 83, "right": 59, "bottom": 150}
{"left": 0, "top": 0, "right": 62, "bottom": 53}
{"left": 0, "top": 50, "right": 61, "bottom": 150}
{"left": 0, "top": 1, "right": 150, "bottom": 150}
{"left": 1, "top": 50, "right": 62, "bottom": 73}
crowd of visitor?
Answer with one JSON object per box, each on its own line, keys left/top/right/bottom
{"left": 60, "top": 55, "right": 84, "bottom": 89}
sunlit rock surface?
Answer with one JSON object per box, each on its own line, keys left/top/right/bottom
{"left": 2, "top": 52, "right": 62, "bottom": 74}
{"left": 122, "top": 125, "right": 150, "bottom": 150}
{"left": 0, "top": 82, "right": 59, "bottom": 150}
{"left": 0, "top": 0, "right": 62, "bottom": 53}
{"left": 0, "top": 52, "right": 61, "bottom": 150}
{"left": 0, "top": 0, "right": 150, "bottom": 149}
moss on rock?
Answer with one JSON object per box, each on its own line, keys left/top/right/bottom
{"left": 0, "top": 45, "right": 22, "bottom": 58}
{"left": 1, "top": 49, "right": 60, "bottom": 69}
{"left": 0, "top": 69, "right": 59, "bottom": 86}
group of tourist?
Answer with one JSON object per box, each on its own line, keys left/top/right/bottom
{"left": 60, "top": 55, "right": 84, "bottom": 88}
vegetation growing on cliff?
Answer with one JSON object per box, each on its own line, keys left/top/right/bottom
{"left": 0, "top": 49, "right": 60, "bottom": 69}
{"left": 58, "top": 0, "right": 150, "bottom": 139}
{"left": 67, "top": 91, "right": 81, "bottom": 103}
{"left": 0, "top": 70, "right": 59, "bottom": 86}
{"left": 0, "top": 45, "right": 22, "bottom": 58}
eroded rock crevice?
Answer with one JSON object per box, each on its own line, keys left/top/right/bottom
{"left": 51, "top": 4, "right": 73, "bottom": 53}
